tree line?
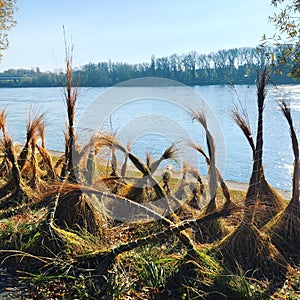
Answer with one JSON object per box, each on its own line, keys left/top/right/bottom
{"left": 0, "top": 46, "right": 297, "bottom": 87}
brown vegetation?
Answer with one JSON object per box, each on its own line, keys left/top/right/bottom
{"left": 0, "top": 64, "right": 298, "bottom": 298}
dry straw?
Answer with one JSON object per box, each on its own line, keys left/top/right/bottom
{"left": 265, "top": 100, "right": 300, "bottom": 262}
{"left": 215, "top": 70, "right": 287, "bottom": 281}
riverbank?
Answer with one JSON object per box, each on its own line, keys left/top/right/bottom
{"left": 0, "top": 148, "right": 295, "bottom": 299}
{"left": 225, "top": 180, "right": 292, "bottom": 200}
{"left": 47, "top": 148, "right": 293, "bottom": 201}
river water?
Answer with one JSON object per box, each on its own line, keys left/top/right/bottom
{"left": 0, "top": 83, "right": 299, "bottom": 191}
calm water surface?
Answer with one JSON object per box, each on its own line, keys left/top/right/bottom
{"left": 0, "top": 84, "right": 299, "bottom": 191}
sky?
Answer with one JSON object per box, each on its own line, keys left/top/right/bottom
{"left": 0, "top": 0, "right": 278, "bottom": 72}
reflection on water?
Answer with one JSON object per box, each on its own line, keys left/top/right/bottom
{"left": 0, "top": 84, "right": 299, "bottom": 191}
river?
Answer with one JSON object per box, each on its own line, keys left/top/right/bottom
{"left": 0, "top": 83, "right": 299, "bottom": 191}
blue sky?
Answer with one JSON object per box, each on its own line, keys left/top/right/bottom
{"left": 0, "top": 0, "right": 277, "bottom": 71}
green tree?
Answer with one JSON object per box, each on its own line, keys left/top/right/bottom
{"left": 0, "top": 0, "right": 17, "bottom": 61}
{"left": 262, "top": 0, "right": 300, "bottom": 77}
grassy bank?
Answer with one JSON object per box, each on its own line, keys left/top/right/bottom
{"left": 0, "top": 61, "right": 299, "bottom": 299}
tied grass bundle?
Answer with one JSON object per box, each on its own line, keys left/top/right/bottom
{"left": 190, "top": 111, "right": 224, "bottom": 243}
{"left": 17, "top": 112, "right": 44, "bottom": 172}
{"left": 185, "top": 164, "right": 205, "bottom": 210}
{"left": 60, "top": 29, "right": 79, "bottom": 183}
{"left": 0, "top": 109, "right": 11, "bottom": 178}
{"left": 191, "top": 111, "right": 218, "bottom": 213}
{"left": 265, "top": 100, "right": 300, "bottom": 262}
{"left": 231, "top": 72, "right": 284, "bottom": 228}
{"left": 215, "top": 221, "right": 287, "bottom": 280}
{"left": 36, "top": 144, "right": 56, "bottom": 180}
{"left": 189, "top": 142, "right": 234, "bottom": 210}
{"left": 215, "top": 70, "right": 287, "bottom": 281}
{"left": 124, "top": 146, "right": 177, "bottom": 204}
{"left": 0, "top": 111, "right": 41, "bottom": 210}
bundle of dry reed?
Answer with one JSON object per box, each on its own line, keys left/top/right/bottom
{"left": 265, "top": 100, "right": 300, "bottom": 262}
{"left": 215, "top": 70, "right": 287, "bottom": 280}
